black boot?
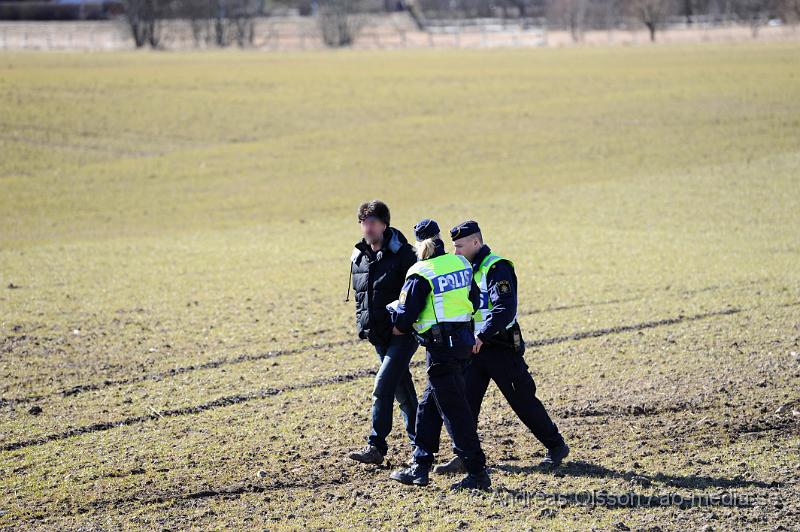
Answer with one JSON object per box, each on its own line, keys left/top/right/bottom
{"left": 450, "top": 468, "right": 491, "bottom": 491}
{"left": 539, "top": 442, "right": 569, "bottom": 470}
{"left": 389, "top": 463, "right": 430, "bottom": 486}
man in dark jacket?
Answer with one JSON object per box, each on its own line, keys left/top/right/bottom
{"left": 346, "top": 200, "right": 420, "bottom": 465}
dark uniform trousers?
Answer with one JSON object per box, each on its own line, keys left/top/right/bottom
{"left": 412, "top": 345, "right": 487, "bottom": 475}
{"left": 466, "top": 341, "right": 564, "bottom": 450}
{"left": 417, "top": 341, "right": 564, "bottom": 458}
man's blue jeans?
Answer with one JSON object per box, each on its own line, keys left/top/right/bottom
{"left": 367, "top": 333, "right": 419, "bottom": 455}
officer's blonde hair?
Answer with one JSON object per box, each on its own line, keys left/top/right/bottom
{"left": 415, "top": 234, "right": 440, "bottom": 260}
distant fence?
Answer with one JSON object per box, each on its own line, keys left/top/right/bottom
{"left": 0, "top": 14, "right": 797, "bottom": 51}
{"left": 0, "top": 20, "right": 130, "bottom": 50}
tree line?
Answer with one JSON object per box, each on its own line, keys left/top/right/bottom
{"left": 121, "top": 0, "right": 799, "bottom": 48}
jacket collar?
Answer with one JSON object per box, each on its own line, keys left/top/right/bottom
{"left": 430, "top": 239, "right": 446, "bottom": 259}
{"left": 352, "top": 227, "right": 406, "bottom": 263}
{"left": 471, "top": 244, "right": 492, "bottom": 271}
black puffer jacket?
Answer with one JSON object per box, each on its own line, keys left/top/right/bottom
{"left": 349, "top": 227, "right": 417, "bottom": 346}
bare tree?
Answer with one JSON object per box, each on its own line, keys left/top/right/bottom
{"left": 230, "top": 0, "right": 263, "bottom": 46}
{"left": 124, "top": 0, "right": 165, "bottom": 48}
{"left": 682, "top": 0, "right": 693, "bottom": 21}
{"left": 732, "top": 0, "right": 776, "bottom": 37}
{"left": 318, "top": 0, "right": 365, "bottom": 47}
{"left": 401, "top": 0, "right": 427, "bottom": 29}
{"left": 505, "top": 0, "right": 534, "bottom": 17}
{"left": 581, "top": 0, "right": 622, "bottom": 35}
{"left": 178, "top": 0, "right": 264, "bottom": 47}
{"left": 780, "top": 0, "right": 800, "bottom": 24}
{"left": 550, "top": 0, "right": 589, "bottom": 41}
{"left": 624, "top": 0, "right": 676, "bottom": 40}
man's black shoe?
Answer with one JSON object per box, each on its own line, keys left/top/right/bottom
{"left": 389, "top": 463, "right": 430, "bottom": 486}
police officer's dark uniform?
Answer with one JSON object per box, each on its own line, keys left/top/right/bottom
{"left": 434, "top": 221, "right": 569, "bottom": 474}
{"left": 387, "top": 219, "right": 491, "bottom": 491}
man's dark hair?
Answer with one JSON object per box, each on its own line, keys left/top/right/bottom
{"left": 357, "top": 200, "right": 390, "bottom": 226}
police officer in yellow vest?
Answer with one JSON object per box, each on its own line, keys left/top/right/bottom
{"left": 386, "top": 219, "right": 491, "bottom": 491}
{"left": 433, "top": 220, "right": 570, "bottom": 475}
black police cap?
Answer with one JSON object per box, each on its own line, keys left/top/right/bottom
{"left": 450, "top": 220, "right": 481, "bottom": 241}
{"left": 414, "top": 218, "right": 440, "bottom": 241}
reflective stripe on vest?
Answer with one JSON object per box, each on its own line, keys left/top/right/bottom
{"left": 406, "top": 253, "right": 475, "bottom": 334}
{"left": 473, "top": 253, "right": 517, "bottom": 333}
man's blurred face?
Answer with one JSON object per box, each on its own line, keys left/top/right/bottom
{"left": 453, "top": 235, "right": 482, "bottom": 261}
{"left": 360, "top": 217, "right": 386, "bottom": 245}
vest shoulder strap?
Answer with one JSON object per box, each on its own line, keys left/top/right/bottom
{"left": 406, "top": 259, "right": 435, "bottom": 280}
{"left": 480, "top": 253, "right": 513, "bottom": 272}
{"left": 456, "top": 254, "right": 471, "bottom": 270}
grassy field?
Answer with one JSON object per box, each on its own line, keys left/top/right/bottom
{"left": 1, "top": 42, "right": 799, "bottom": 530}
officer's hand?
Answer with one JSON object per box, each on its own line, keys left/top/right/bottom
{"left": 473, "top": 337, "right": 483, "bottom": 354}
{"left": 392, "top": 326, "right": 404, "bottom": 336}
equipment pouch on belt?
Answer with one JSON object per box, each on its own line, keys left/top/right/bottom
{"left": 510, "top": 321, "right": 525, "bottom": 356}
{"left": 487, "top": 321, "right": 526, "bottom": 356}
{"left": 430, "top": 324, "right": 446, "bottom": 346}
{"left": 423, "top": 322, "right": 470, "bottom": 347}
